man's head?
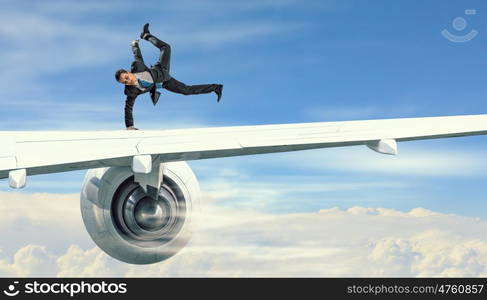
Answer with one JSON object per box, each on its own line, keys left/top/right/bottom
{"left": 115, "top": 69, "right": 136, "bottom": 85}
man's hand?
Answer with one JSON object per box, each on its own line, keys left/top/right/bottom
{"left": 126, "top": 126, "right": 139, "bottom": 130}
{"left": 131, "top": 39, "right": 140, "bottom": 47}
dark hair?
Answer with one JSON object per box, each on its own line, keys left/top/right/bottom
{"left": 115, "top": 69, "right": 128, "bottom": 82}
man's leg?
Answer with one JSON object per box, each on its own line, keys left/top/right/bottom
{"left": 163, "top": 78, "right": 219, "bottom": 95}
{"left": 141, "top": 26, "right": 172, "bottom": 82}
{"left": 146, "top": 35, "right": 171, "bottom": 75}
{"left": 141, "top": 24, "right": 223, "bottom": 101}
{"left": 141, "top": 24, "right": 171, "bottom": 72}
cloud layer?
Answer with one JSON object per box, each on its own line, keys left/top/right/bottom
{"left": 0, "top": 191, "right": 486, "bottom": 277}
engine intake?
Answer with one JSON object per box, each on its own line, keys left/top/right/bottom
{"left": 80, "top": 161, "right": 200, "bottom": 264}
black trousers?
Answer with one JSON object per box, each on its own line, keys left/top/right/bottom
{"left": 146, "top": 35, "right": 219, "bottom": 96}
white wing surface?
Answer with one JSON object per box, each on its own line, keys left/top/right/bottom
{"left": 1, "top": 114, "right": 487, "bottom": 180}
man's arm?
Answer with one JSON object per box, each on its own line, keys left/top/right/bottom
{"left": 131, "top": 40, "right": 144, "bottom": 63}
{"left": 124, "top": 95, "right": 137, "bottom": 129}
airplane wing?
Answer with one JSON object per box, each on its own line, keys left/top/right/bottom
{"left": 1, "top": 114, "right": 487, "bottom": 184}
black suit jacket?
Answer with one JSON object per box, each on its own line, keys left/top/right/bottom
{"left": 123, "top": 43, "right": 161, "bottom": 127}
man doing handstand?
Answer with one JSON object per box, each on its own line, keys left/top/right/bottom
{"left": 115, "top": 23, "right": 223, "bottom": 130}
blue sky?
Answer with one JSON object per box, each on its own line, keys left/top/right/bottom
{"left": 2, "top": 0, "right": 487, "bottom": 220}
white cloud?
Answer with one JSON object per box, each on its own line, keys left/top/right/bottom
{"left": 0, "top": 0, "right": 310, "bottom": 130}
{"left": 315, "top": 147, "right": 487, "bottom": 177}
{"left": 227, "top": 144, "right": 487, "bottom": 177}
{"left": 199, "top": 177, "right": 408, "bottom": 211}
{"left": 170, "top": 22, "right": 307, "bottom": 48}
{"left": 56, "top": 246, "right": 123, "bottom": 277}
{"left": 160, "top": 0, "right": 299, "bottom": 12}
{"left": 0, "top": 192, "right": 79, "bottom": 224}
{"left": 0, "top": 192, "right": 92, "bottom": 257}
{"left": 368, "top": 231, "right": 487, "bottom": 277}
{"left": 301, "top": 103, "right": 421, "bottom": 121}
{"left": 0, "top": 191, "right": 487, "bottom": 277}
{"left": 0, "top": 12, "right": 127, "bottom": 92}
{"left": 303, "top": 106, "right": 381, "bottom": 120}
{"left": 0, "top": 245, "right": 56, "bottom": 277}
{"left": 0, "top": 1, "right": 307, "bottom": 85}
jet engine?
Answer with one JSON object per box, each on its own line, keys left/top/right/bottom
{"left": 80, "top": 161, "right": 200, "bottom": 264}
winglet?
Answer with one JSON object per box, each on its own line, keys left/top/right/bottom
{"left": 366, "top": 139, "right": 398, "bottom": 155}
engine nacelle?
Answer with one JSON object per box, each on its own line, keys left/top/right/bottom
{"left": 80, "top": 161, "right": 200, "bottom": 264}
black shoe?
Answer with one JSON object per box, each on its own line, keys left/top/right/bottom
{"left": 140, "top": 23, "right": 151, "bottom": 40}
{"left": 215, "top": 84, "right": 223, "bottom": 102}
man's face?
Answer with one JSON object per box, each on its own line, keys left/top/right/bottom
{"left": 119, "top": 72, "right": 136, "bottom": 85}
